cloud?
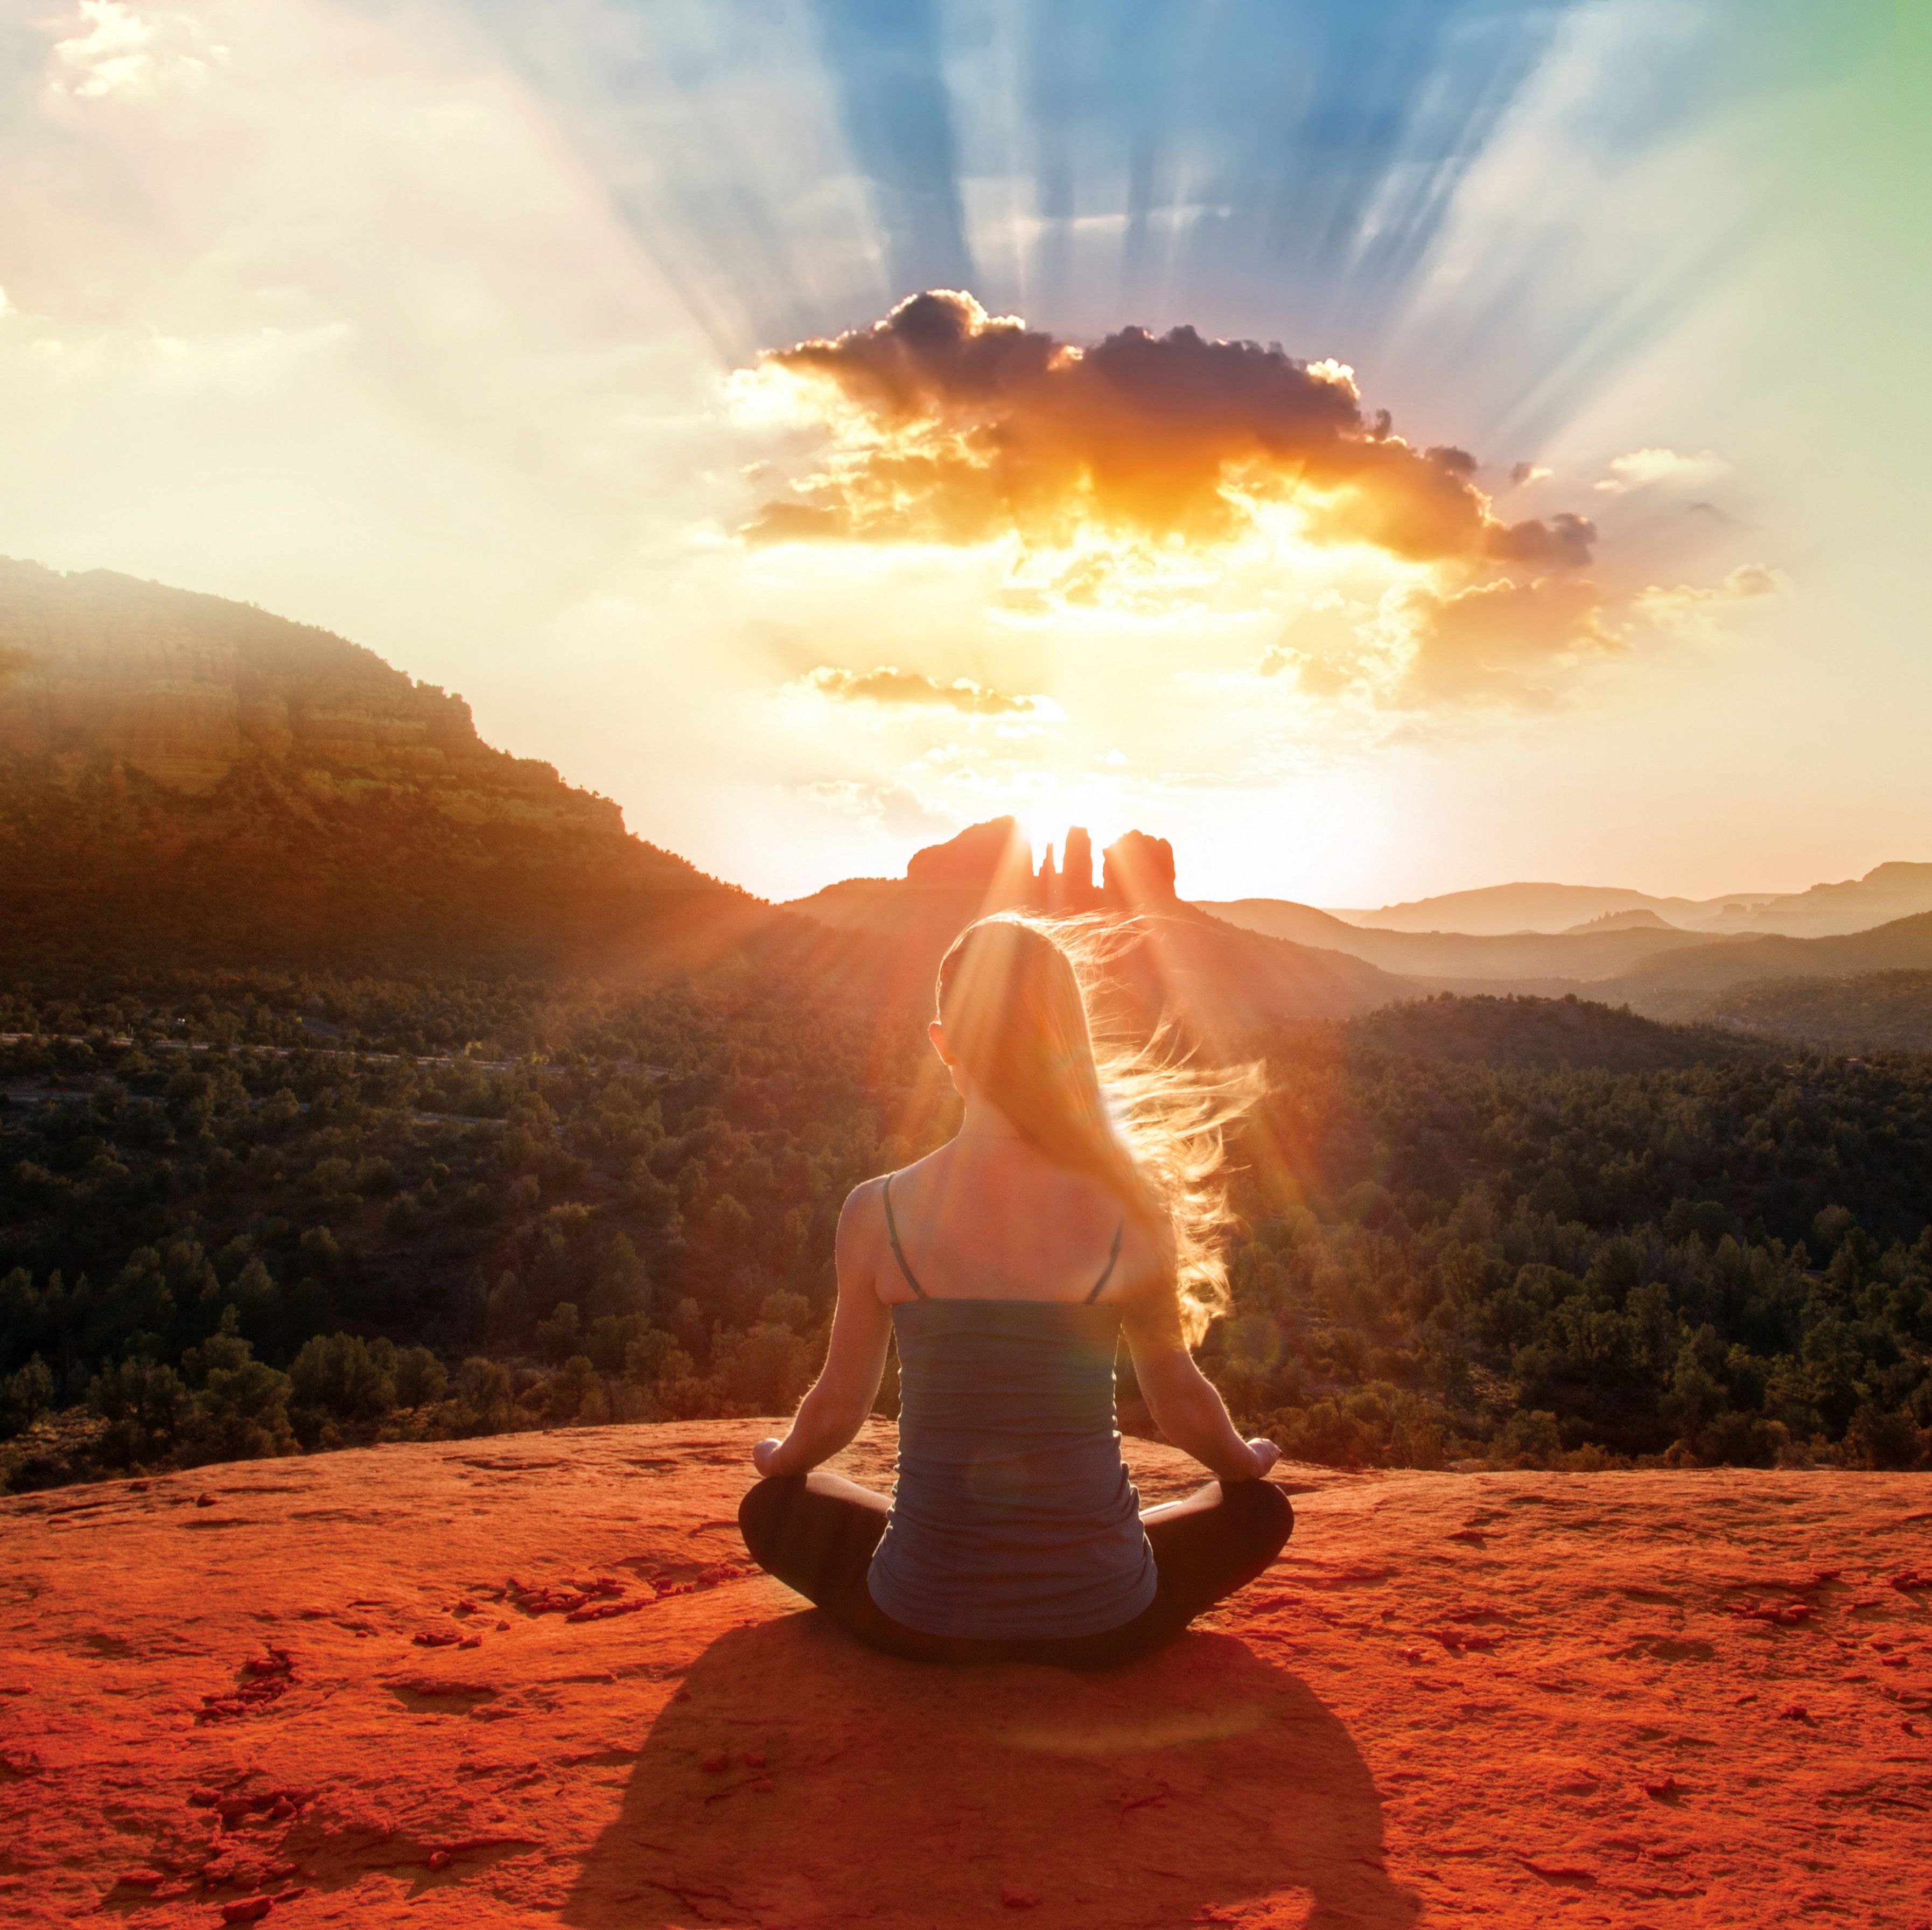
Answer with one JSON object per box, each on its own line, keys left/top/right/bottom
{"left": 50, "top": 1, "right": 218, "bottom": 101}
{"left": 794, "top": 778, "right": 953, "bottom": 841}
{"left": 1593, "top": 447, "right": 1727, "bottom": 494}
{"left": 802, "top": 663, "right": 1053, "bottom": 716}
{"left": 1484, "top": 510, "right": 1595, "bottom": 568}
{"left": 1633, "top": 562, "right": 1784, "bottom": 637}
{"left": 744, "top": 290, "right": 1597, "bottom": 570}
{"left": 1394, "top": 575, "right": 1615, "bottom": 706}
{"left": 744, "top": 501, "right": 848, "bottom": 542}
{"left": 1508, "top": 463, "right": 1552, "bottom": 487}
{"left": 1258, "top": 648, "right": 1355, "bottom": 698}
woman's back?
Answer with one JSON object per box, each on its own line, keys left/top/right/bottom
{"left": 866, "top": 1139, "right": 1145, "bottom": 1305}
{"left": 863, "top": 1155, "right": 1160, "bottom": 1640}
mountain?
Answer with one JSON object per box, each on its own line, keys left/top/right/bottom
{"left": 1562, "top": 907, "right": 1678, "bottom": 934}
{"left": 1607, "top": 912, "right": 1932, "bottom": 1019}
{"left": 1195, "top": 896, "right": 1716, "bottom": 982}
{"left": 1696, "top": 862, "right": 1932, "bottom": 937}
{"left": 789, "top": 821, "right": 1413, "bottom": 1036}
{"left": 1335, "top": 864, "right": 1932, "bottom": 939}
{"left": 1335, "top": 880, "right": 1713, "bottom": 935}
{"left": 0, "top": 560, "right": 760, "bottom": 977}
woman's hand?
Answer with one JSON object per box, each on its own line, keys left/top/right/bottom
{"left": 751, "top": 1437, "right": 789, "bottom": 1478}
{"left": 1243, "top": 1437, "right": 1282, "bottom": 1479}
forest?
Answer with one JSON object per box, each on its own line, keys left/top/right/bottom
{"left": 2, "top": 965, "right": 1929, "bottom": 1490}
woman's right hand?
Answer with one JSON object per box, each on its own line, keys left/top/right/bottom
{"left": 1244, "top": 1437, "right": 1282, "bottom": 1479}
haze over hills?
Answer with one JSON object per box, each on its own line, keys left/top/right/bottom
{"left": 1327, "top": 865, "right": 1932, "bottom": 939}
{"left": 1197, "top": 895, "right": 1725, "bottom": 983}
{"left": 1602, "top": 913, "right": 1932, "bottom": 1019}
{"left": 1202, "top": 891, "right": 1932, "bottom": 1049}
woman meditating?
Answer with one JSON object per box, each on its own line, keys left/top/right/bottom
{"left": 738, "top": 914, "right": 1292, "bottom": 1669}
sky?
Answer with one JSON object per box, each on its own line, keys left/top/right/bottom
{"left": 0, "top": 0, "right": 1926, "bottom": 906}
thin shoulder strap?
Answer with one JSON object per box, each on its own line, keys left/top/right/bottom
{"left": 1084, "top": 1220, "right": 1126, "bottom": 1303}
{"left": 880, "top": 1173, "right": 929, "bottom": 1299}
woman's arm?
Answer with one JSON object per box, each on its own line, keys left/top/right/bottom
{"left": 751, "top": 1181, "right": 894, "bottom": 1477}
{"left": 1122, "top": 1284, "right": 1278, "bottom": 1483}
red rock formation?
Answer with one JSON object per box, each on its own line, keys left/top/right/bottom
{"left": 2, "top": 1419, "right": 1924, "bottom": 1928}
{"left": 1102, "top": 830, "right": 1177, "bottom": 908}
{"left": 1061, "top": 826, "right": 1095, "bottom": 903}
{"left": 905, "top": 817, "right": 1034, "bottom": 899}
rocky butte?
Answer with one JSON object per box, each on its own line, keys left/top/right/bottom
{"left": 1, "top": 1419, "right": 1927, "bottom": 1927}
{"left": 0, "top": 561, "right": 751, "bottom": 978}
{"left": 787, "top": 816, "right": 1410, "bottom": 1047}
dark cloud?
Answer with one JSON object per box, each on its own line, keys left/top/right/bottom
{"left": 1485, "top": 511, "right": 1595, "bottom": 569}
{"left": 749, "top": 291, "right": 1596, "bottom": 567}
{"left": 804, "top": 664, "right": 1044, "bottom": 715}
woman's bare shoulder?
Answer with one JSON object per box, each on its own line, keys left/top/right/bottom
{"left": 839, "top": 1171, "right": 888, "bottom": 1228}
{"left": 838, "top": 1161, "right": 930, "bottom": 1237}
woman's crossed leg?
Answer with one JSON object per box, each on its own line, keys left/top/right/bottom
{"left": 738, "top": 1472, "right": 1292, "bottom": 1669}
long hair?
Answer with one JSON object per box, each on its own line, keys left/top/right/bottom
{"left": 934, "top": 913, "right": 1262, "bottom": 1346}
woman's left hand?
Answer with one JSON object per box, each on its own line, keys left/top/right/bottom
{"left": 752, "top": 1437, "right": 788, "bottom": 1477}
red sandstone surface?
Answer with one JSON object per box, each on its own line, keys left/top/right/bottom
{"left": 2, "top": 1422, "right": 1928, "bottom": 1928}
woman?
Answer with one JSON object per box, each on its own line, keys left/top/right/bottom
{"left": 738, "top": 914, "right": 1291, "bottom": 1669}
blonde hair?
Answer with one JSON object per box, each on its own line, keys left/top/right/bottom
{"left": 935, "top": 913, "right": 1262, "bottom": 1346}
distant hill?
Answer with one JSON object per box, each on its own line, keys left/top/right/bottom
{"left": 1563, "top": 907, "right": 1678, "bottom": 935}
{"left": 1700, "top": 969, "right": 1932, "bottom": 1054}
{"left": 1195, "top": 896, "right": 1713, "bottom": 982}
{"left": 0, "top": 560, "right": 757, "bottom": 978}
{"left": 1338, "top": 864, "right": 1932, "bottom": 938}
{"left": 1348, "top": 992, "right": 1763, "bottom": 1073}
{"left": 1608, "top": 913, "right": 1932, "bottom": 1019}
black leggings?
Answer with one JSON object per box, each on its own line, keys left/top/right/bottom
{"left": 738, "top": 1472, "right": 1292, "bottom": 1670}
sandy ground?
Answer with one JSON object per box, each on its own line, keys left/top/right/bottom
{"left": 1, "top": 1420, "right": 1928, "bottom": 1929}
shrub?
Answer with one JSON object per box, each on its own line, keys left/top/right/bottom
{"left": 354, "top": 1156, "right": 401, "bottom": 1199}
{"left": 290, "top": 1333, "right": 396, "bottom": 1426}
{"left": 545, "top": 1355, "right": 604, "bottom": 1423}
{"left": 1846, "top": 1403, "right": 1928, "bottom": 1470}
{"left": 1, "top": 1356, "right": 55, "bottom": 1438}
{"left": 533, "top": 1302, "right": 582, "bottom": 1366}
{"left": 182, "top": 1321, "right": 294, "bottom": 1465}
{"left": 453, "top": 1356, "right": 513, "bottom": 1432}
{"left": 88, "top": 1357, "right": 188, "bottom": 1466}
{"left": 394, "top": 1345, "right": 447, "bottom": 1409}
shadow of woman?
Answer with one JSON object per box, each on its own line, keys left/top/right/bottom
{"left": 564, "top": 1611, "right": 1418, "bottom": 1929}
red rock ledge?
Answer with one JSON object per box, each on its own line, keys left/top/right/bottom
{"left": 1, "top": 1420, "right": 1928, "bottom": 1928}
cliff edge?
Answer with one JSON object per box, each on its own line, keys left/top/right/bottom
{"left": 0, "top": 561, "right": 741, "bottom": 975}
